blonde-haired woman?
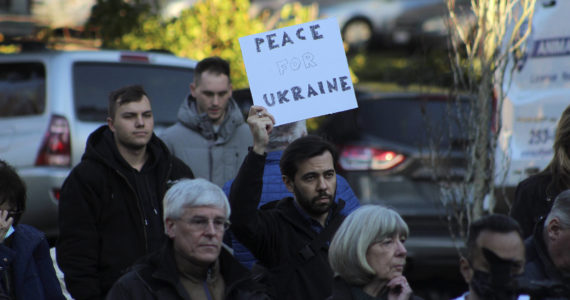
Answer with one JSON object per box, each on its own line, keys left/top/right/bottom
{"left": 327, "top": 205, "right": 423, "bottom": 300}
{"left": 511, "top": 105, "right": 570, "bottom": 238}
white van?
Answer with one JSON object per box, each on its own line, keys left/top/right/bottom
{"left": 495, "top": 0, "right": 570, "bottom": 197}
{"left": 0, "top": 50, "right": 197, "bottom": 239}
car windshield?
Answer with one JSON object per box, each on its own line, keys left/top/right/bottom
{"left": 0, "top": 62, "right": 46, "bottom": 117}
{"left": 73, "top": 62, "right": 193, "bottom": 125}
{"left": 358, "top": 97, "right": 470, "bottom": 150}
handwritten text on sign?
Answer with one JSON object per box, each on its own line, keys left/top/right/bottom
{"left": 239, "top": 18, "right": 357, "bottom": 125}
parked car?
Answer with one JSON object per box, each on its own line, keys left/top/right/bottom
{"left": 318, "top": 0, "right": 474, "bottom": 50}
{"left": 317, "top": 90, "right": 471, "bottom": 274}
{"left": 0, "top": 49, "right": 197, "bottom": 240}
{"left": 494, "top": 0, "right": 569, "bottom": 200}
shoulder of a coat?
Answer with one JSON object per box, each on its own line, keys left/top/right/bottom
{"left": 517, "top": 173, "right": 550, "bottom": 191}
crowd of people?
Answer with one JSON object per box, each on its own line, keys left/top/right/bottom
{"left": 0, "top": 56, "right": 569, "bottom": 300}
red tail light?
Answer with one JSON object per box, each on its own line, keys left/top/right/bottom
{"left": 339, "top": 145, "right": 405, "bottom": 171}
{"left": 120, "top": 53, "right": 149, "bottom": 63}
{"left": 51, "top": 188, "right": 61, "bottom": 202}
{"left": 35, "top": 115, "right": 71, "bottom": 167}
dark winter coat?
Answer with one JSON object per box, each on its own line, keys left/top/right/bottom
{"left": 327, "top": 277, "right": 424, "bottom": 300}
{"left": 106, "top": 241, "right": 271, "bottom": 300}
{"left": 522, "top": 220, "right": 570, "bottom": 300}
{"left": 229, "top": 150, "right": 346, "bottom": 300}
{"left": 0, "top": 224, "right": 65, "bottom": 300}
{"left": 510, "top": 173, "right": 560, "bottom": 238}
{"left": 222, "top": 150, "right": 361, "bottom": 269}
{"left": 57, "top": 125, "right": 194, "bottom": 300}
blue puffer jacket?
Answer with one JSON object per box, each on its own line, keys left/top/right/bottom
{"left": 0, "top": 224, "right": 65, "bottom": 300}
{"left": 222, "top": 150, "right": 360, "bottom": 269}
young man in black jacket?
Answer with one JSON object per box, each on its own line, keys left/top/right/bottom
{"left": 56, "top": 85, "right": 194, "bottom": 300}
{"left": 229, "top": 105, "right": 345, "bottom": 300}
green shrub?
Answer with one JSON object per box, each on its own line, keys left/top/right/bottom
{"left": 115, "top": 0, "right": 318, "bottom": 89}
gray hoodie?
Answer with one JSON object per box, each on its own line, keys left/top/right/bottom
{"left": 160, "top": 95, "right": 252, "bottom": 187}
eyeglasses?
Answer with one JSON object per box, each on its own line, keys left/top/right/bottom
{"left": 181, "top": 217, "right": 231, "bottom": 232}
{"left": 2, "top": 210, "right": 23, "bottom": 220}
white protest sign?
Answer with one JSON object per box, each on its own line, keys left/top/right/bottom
{"left": 239, "top": 17, "right": 358, "bottom": 125}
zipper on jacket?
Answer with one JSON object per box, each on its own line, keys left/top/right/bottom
{"left": 208, "top": 140, "right": 214, "bottom": 182}
{"left": 115, "top": 169, "right": 149, "bottom": 253}
{"left": 114, "top": 156, "right": 175, "bottom": 254}
{"left": 202, "top": 281, "right": 214, "bottom": 300}
{"left": 161, "top": 160, "right": 173, "bottom": 196}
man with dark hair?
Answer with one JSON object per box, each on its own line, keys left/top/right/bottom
{"left": 522, "top": 190, "right": 570, "bottom": 299}
{"left": 161, "top": 56, "right": 252, "bottom": 187}
{"left": 56, "top": 85, "right": 194, "bottom": 300}
{"left": 222, "top": 120, "right": 360, "bottom": 269}
{"left": 454, "top": 214, "right": 528, "bottom": 300}
{"left": 0, "top": 160, "right": 65, "bottom": 299}
{"left": 229, "top": 106, "right": 346, "bottom": 300}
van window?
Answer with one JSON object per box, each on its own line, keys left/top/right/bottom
{"left": 73, "top": 62, "right": 194, "bottom": 125}
{"left": 0, "top": 63, "right": 46, "bottom": 117}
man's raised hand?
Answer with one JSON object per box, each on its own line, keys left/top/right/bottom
{"left": 247, "top": 105, "right": 275, "bottom": 155}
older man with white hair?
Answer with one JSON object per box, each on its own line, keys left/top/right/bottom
{"left": 522, "top": 189, "right": 570, "bottom": 299}
{"left": 106, "top": 178, "right": 270, "bottom": 300}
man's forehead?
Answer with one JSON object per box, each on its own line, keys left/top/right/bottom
{"left": 184, "top": 205, "right": 226, "bottom": 217}
{"left": 196, "top": 71, "right": 230, "bottom": 86}
{"left": 116, "top": 96, "right": 151, "bottom": 112}
{"left": 474, "top": 230, "right": 524, "bottom": 262}
{"left": 296, "top": 151, "right": 334, "bottom": 171}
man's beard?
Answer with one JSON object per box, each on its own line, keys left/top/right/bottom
{"left": 293, "top": 185, "right": 334, "bottom": 218}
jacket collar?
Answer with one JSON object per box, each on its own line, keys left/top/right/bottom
{"left": 330, "top": 276, "right": 354, "bottom": 300}
{"left": 265, "top": 197, "right": 346, "bottom": 238}
{"left": 148, "top": 240, "right": 254, "bottom": 297}
{"left": 529, "top": 218, "right": 565, "bottom": 282}
{"left": 11, "top": 224, "right": 43, "bottom": 261}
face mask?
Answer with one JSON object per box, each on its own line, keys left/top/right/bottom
{"left": 4, "top": 225, "right": 14, "bottom": 239}
{"left": 471, "top": 269, "right": 519, "bottom": 300}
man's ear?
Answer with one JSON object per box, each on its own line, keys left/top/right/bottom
{"left": 190, "top": 82, "right": 197, "bottom": 98}
{"left": 106, "top": 117, "right": 115, "bottom": 132}
{"left": 282, "top": 175, "right": 294, "bottom": 194}
{"left": 459, "top": 256, "right": 473, "bottom": 284}
{"left": 546, "top": 217, "right": 561, "bottom": 242}
{"left": 165, "top": 218, "right": 176, "bottom": 239}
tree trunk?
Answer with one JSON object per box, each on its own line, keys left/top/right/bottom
{"left": 472, "top": 63, "right": 493, "bottom": 219}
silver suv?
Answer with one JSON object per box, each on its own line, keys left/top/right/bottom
{"left": 0, "top": 50, "right": 197, "bottom": 239}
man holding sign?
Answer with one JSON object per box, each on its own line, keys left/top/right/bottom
{"left": 229, "top": 105, "right": 345, "bottom": 300}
